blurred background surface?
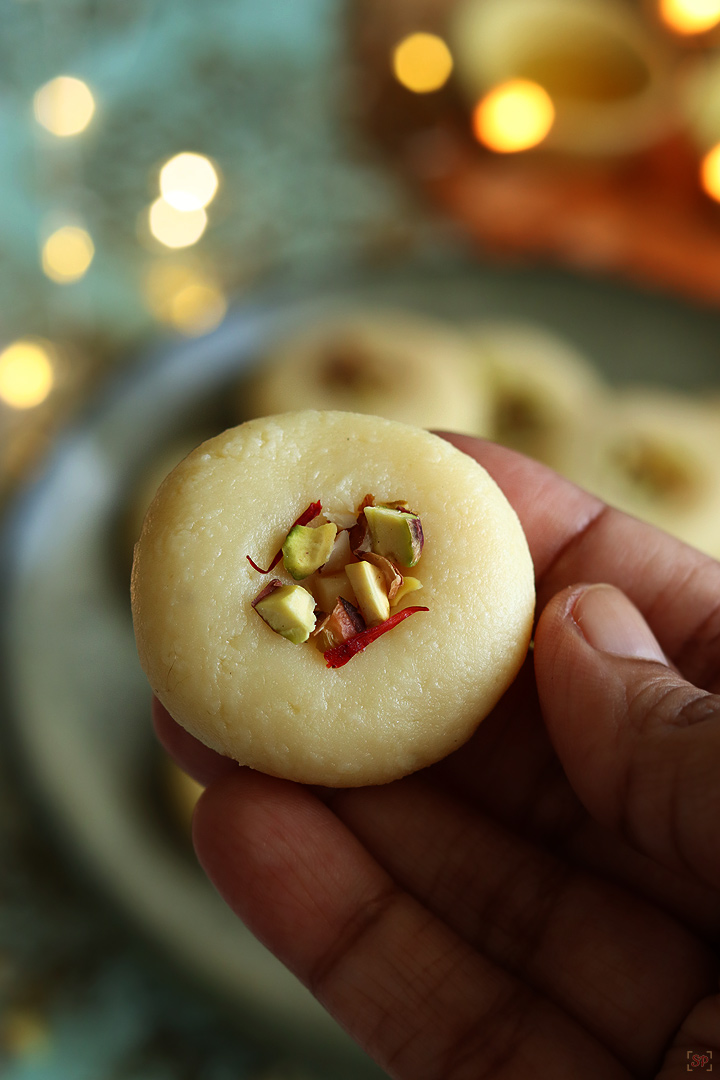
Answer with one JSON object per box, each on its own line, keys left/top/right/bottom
{"left": 4, "top": 0, "right": 720, "bottom": 1077}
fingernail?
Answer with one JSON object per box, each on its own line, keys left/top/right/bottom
{"left": 572, "top": 584, "right": 668, "bottom": 664}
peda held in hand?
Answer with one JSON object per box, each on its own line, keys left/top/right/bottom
{"left": 131, "top": 411, "right": 535, "bottom": 787}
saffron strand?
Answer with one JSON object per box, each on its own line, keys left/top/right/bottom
{"left": 324, "top": 606, "right": 429, "bottom": 668}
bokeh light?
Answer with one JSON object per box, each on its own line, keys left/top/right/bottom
{"left": 148, "top": 199, "right": 208, "bottom": 249}
{"left": 33, "top": 76, "right": 95, "bottom": 137}
{"left": 0, "top": 340, "right": 54, "bottom": 409}
{"left": 659, "top": 0, "right": 720, "bottom": 34}
{"left": 472, "top": 79, "right": 555, "bottom": 153}
{"left": 700, "top": 142, "right": 720, "bottom": 200}
{"left": 144, "top": 261, "right": 227, "bottom": 335}
{"left": 159, "top": 153, "right": 219, "bottom": 211}
{"left": 169, "top": 282, "right": 227, "bottom": 335}
{"left": 41, "top": 226, "right": 94, "bottom": 283}
{"left": 392, "top": 33, "right": 454, "bottom": 93}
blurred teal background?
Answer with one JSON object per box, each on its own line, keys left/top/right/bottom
{"left": 0, "top": 0, "right": 418, "bottom": 346}
{"left": 0, "top": 0, "right": 448, "bottom": 504}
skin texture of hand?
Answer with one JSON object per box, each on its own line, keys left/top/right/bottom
{"left": 153, "top": 435, "right": 720, "bottom": 1080}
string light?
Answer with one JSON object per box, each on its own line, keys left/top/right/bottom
{"left": 700, "top": 142, "right": 720, "bottom": 201}
{"left": 159, "top": 153, "right": 219, "bottom": 211}
{"left": 148, "top": 198, "right": 207, "bottom": 249}
{"left": 41, "top": 226, "right": 94, "bottom": 283}
{"left": 169, "top": 282, "right": 227, "bottom": 335}
{"left": 659, "top": 0, "right": 720, "bottom": 34}
{"left": 392, "top": 32, "right": 454, "bottom": 93}
{"left": 144, "top": 261, "right": 226, "bottom": 335}
{"left": 0, "top": 340, "right": 54, "bottom": 409}
{"left": 33, "top": 76, "right": 95, "bottom": 136}
{"left": 472, "top": 79, "right": 555, "bottom": 153}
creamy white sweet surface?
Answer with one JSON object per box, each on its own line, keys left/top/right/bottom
{"left": 132, "top": 411, "right": 535, "bottom": 786}
{"left": 470, "top": 320, "right": 609, "bottom": 472}
{"left": 246, "top": 309, "right": 489, "bottom": 435}
{"left": 574, "top": 388, "right": 720, "bottom": 559}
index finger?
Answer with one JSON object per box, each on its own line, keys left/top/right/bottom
{"left": 441, "top": 434, "right": 720, "bottom": 689}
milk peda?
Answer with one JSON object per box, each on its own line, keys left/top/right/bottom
{"left": 131, "top": 411, "right": 534, "bottom": 786}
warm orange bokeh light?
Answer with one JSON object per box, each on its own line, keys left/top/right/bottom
{"left": 392, "top": 32, "right": 453, "bottom": 93}
{"left": 472, "top": 79, "right": 555, "bottom": 153}
{"left": 700, "top": 143, "right": 720, "bottom": 201}
{"left": 659, "top": 0, "right": 720, "bottom": 34}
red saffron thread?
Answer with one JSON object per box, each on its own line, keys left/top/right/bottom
{"left": 324, "top": 606, "right": 429, "bottom": 668}
{"left": 246, "top": 500, "right": 322, "bottom": 573}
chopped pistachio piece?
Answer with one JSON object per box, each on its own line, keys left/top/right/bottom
{"left": 248, "top": 490, "right": 428, "bottom": 663}
{"left": 253, "top": 582, "right": 316, "bottom": 644}
{"left": 311, "top": 570, "right": 358, "bottom": 613}
{"left": 360, "top": 552, "right": 403, "bottom": 601}
{"left": 345, "top": 560, "right": 390, "bottom": 627}
{"left": 364, "top": 505, "right": 424, "bottom": 568}
{"left": 282, "top": 522, "right": 337, "bottom": 580}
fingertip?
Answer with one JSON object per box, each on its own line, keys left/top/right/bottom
{"left": 189, "top": 767, "right": 373, "bottom": 968}
{"left": 533, "top": 583, "right": 587, "bottom": 698}
{"left": 191, "top": 767, "right": 289, "bottom": 850}
{"left": 190, "top": 769, "right": 272, "bottom": 924}
{"left": 534, "top": 584, "right": 672, "bottom": 743}
{"left": 191, "top": 767, "right": 323, "bottom": 869}
{"left": 534, "top": 583, "right": 720, "bottom": 890}
{"left": 571, "top": 584, "right": 669, "bottom": 665}
{"left": 151, "top": 696, "right": 238, "bottom": 787}
{"left": 190, "top": 768, "right": 249, "bottom": 880}
{"left": 533, "top": 583, "right": 655, "bottom": 831}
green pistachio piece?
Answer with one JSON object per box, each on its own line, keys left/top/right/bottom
{"left": 363, "top": 505, "right": 424, "bottom": 568}
{"left": 282, "top": 522, "right": 337, "bottom": 580}
{"left": 345, "top": 560, "right": 390, "bottom": 627}
{"left": 253, "top": 582, "right": 316, "bottom": 644}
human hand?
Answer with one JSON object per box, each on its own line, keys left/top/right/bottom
{"left": 155, "top": 435, "right": 720, "bottom": 1080}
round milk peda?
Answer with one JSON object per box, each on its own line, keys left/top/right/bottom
{"left": 245, "top": 309, "right": 489, "bottom": 435}
{"left": 131, "top": 412, "right": 535, "bottom": 786}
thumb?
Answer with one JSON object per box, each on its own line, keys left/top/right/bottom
{"left": 534, "top": 583, "right": 720, "bottom": 893}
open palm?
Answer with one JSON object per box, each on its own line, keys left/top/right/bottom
{"left": 155, "top": 436, "right": 720, "bottom": 1079}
